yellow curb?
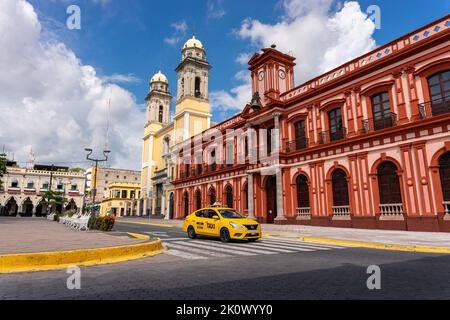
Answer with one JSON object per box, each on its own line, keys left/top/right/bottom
{"left": 265, "top": 235, "right": 450, "bottom": 254}
{"left": 117, "top": 220, "right": 178, "bottom": 228}
{"left": 0, "top": 239, "right": 165, "bottom": 274}
{"left": 127, "top": 232, "right": 151, "bottom": 240}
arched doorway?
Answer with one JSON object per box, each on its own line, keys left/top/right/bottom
{"left": 35, "top": 202, "right": 45, "bottom": 217}
{"left": 225, "top": 185, "right": 233, "bottom": 208}
{"left": 22, "top": 198, "right": 34, "bottom": 217}
{"left": 5, "top": 198, "right": 18, "bottom": 217}
{"left": 183, "top": 191, "right": 189, "bottom": 217}
{"left": 265, "top": 175, "right": 277, "bottom": 224}
{"left": 439, "top": 152, "right": 450, "bottom": 202}
{"left": 296, "top": 175, "right": 310, "bottom": 209}
{"left": 195, "top": 190, "right": 202, "bottom": 210}
{"left": 331, "top": 169, "right": 350, "bottom": 207}
{"left": 377, "top": 162, "right": 402, "bottom": 205}
{"left": 209, "top": 187, "right": 216, "bottom": 206}
{"left": 169, "top": 193, "right": 174, "bottom": 219}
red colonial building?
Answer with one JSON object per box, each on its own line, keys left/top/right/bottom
{"left": 172, "top": 15, "right": 450, "bottom": 232}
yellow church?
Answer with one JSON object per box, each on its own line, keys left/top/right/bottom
{"left": 139, "top": 36, "right": 212, "bottom": 218}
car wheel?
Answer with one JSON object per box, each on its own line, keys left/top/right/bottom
{"left": 248, "top": 238, "right": 258, "bottom": 242}
{"left": 220, "top": 228, "right": 231, "bottom": 243}
{"left": 187, "top": 226, "right": 197, "bottom": 239}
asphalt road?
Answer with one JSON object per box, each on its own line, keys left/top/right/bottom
{"left": 1, "top": 220, "right": 450, "bottom": 300}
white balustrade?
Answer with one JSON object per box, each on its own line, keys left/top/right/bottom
{"left": 379, "top": 203, "right": 404, "bottom": 217}
{"left": 332, "top": 206, "right": 351, "bottom": 217}
{"left": 443, "top": 201, "right": 450, "bottom": 216}
{"left": 296, "top": 207, "right": 311, "bottom": 219}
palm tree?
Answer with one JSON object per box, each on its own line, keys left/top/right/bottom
{"left": 40, "top": 190, "right": 68, "bottom": 215}
{"left": 0, "top": 153, "right": 6, "bottom": 189}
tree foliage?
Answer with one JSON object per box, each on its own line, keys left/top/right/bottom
{"left": 40, "top": 190, "right": 68, "bottom": 213}
{"left": 0, "top": 153, "right": 6, "bottom": 188}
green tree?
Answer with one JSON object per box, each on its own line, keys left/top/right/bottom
{"left": 40, "top": 190, "right": 68, "bottom": 214}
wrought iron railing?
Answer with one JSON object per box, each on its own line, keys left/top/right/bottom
{"left": 362, "top": 113, "right": 398, "bottom": 133}
{"left": 285, "top": 137, "right": 309, "bottom": 153}
{"left": 319, "top": 128, "right": 347, "bottom": 144}
{"left": 418, "top": 96, "right": 450, "bottom": 120}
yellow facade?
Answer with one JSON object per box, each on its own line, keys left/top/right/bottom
{"left": 140, "top": 35, "right": 212, "bottom": 218}
{"left": 100, "top": 183, "right": 140, "bottom": 217}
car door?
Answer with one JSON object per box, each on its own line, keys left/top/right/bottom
{"left": 193, "top": 210, "right": 207, "bottom": 235}
{"left": 203, "top": 209, "right": 220, "bottom": 236}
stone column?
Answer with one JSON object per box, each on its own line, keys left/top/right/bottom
{"left": 275, "top": 167, "right": 287, "bottom": 221}
{"left": 247, "top": 174, "right": 255, "bottom": 219}
{"left": 136, "top": 198, "right": 141, "bottom": 216}
{"left": 143, "top": 197, "right": 148, "bottom": 216}
{"left": 161, "top": 195, "right": 166, "bottom": 219}
{"left": 273, "top": 112, "right": 282, "bottom": 154}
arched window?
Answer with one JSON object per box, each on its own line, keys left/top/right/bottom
{"left": 294, "top": 120, "right": 307, "bottom": 150}
{"left": 42, "top": 181, "right": 49, "bottom": 190}
{"left": 328, "top": 108, "right": 344, "bottom": 141}
{"left": 377, "top": 162, "right": 402, "bottom": 204}
{"left": 183, "top": 192, "right": 189, "bottom": 217}
{"left": 196, "top": 190, "right": 202, "bottom": 210}
{"left": 427, "top": 70, "right": 450, "bottom": 116}
{"left": 331, "top": 169, "right": 349, "bottom": 206}
{"left": 296, "top": 175, "right": 310, "bottom": 208}
{"left": 439, "top": 152, "right": 450, "bottom": 202}
{"left": 225, "top": 186, "right": 233, "bottom": 209}
{"left": 211, "top": 150, "right": 216, "bottom": 171}
{"left": 159, "top": 105, "right": 164, "bottom": 123}
{"left": 195, "top": 77, "right": 201, "bottom": 98}
{"left": 209, "top": 187, "right": 216, "bottom": 206}
{"left": 163, "top": 137, "right": 170, "bottom": 155}
{"left": 371, "top": 92, "right": 394, "bottom": 130}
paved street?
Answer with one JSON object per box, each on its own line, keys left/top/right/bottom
{"left": 1, "top": 220, "right": 450, "bottom": 300}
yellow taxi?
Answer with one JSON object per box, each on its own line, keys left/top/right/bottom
{"left": 182, "top": 205, "right": 261, "bottom": 243}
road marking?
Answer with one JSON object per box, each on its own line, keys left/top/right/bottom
{"left": 264, "top": 238, "right": 350, "bottom": 249}
{"left": 171, "top": 241, "right": 257, "bottom": 256}
{"left": 247, "top": 241, "right": 316, "bottom": 252}
{"left": 165, "top": 249, "right": 208, "bottom": 260}
{"left": 145, "top": 232, "right": 170, "bottom": 238}
{"left": 164, "top": 238, "right": 190, "bottom": 241}
{"left": 219, "top": 242, "right": 299, "bottom": 253}
{"left": 166, "top": 243, "right": 232, "bottom": 258}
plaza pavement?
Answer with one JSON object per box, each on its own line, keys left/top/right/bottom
{"left": 0, "top": 218, "right": 143, "bottom": 255}
{"left": 116, "top": 216, "right": 450, "bottom": 250}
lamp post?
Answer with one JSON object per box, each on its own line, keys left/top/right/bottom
{"left": 85, "top": 148, "right": 110, "bottom": 215}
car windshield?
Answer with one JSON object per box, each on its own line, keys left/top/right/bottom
{"left": 219, "top": 210, "right": 245, "bottom": 219}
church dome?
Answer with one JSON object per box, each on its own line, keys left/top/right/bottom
{"left": 150, "top": 70, "right": 168, "bottom": 84}
{"left": 183, "top": 36, "right": 204, "bottom": 50}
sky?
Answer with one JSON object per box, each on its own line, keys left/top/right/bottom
{"left": 0, "top": 0, "right": 448, "bottom": 170}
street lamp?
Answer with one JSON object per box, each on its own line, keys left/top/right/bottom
{"left": 85, "top": 148, "right": 110, "bottom": 215}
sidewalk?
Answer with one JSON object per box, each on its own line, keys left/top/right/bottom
{"left": 0, "top": 218, "right": 164, "bottom": 273}
{"left": 0, "top": 218, "right": 143, "bottom": 254}
{"left": 117, "top": 216, "right": 450, "bottom": 251}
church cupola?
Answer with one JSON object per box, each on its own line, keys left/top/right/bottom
{"left": 146, "top": 70, "right": 172, "bottom": 124}
{"left": 176, "top": 35, "right": 212, "bottom": 103}
{"left": 248, "top": 44, "right": 296, "bottom": 106}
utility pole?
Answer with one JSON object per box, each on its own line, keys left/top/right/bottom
{"left": 85, "top": 148, "right": 110, "bottom": 215}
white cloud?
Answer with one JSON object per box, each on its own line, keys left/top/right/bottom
{"left": 164, "top": 21, "right": 188, "bottom": 47}
{"left": 0, "top": 0, "right": 144, "bottom": 170}
{"left": 211, "top": 0, "right": 376, "bottom": 112}
{"left": 101, "top": 73, "right": 141, "bottom": 84}
{"left": 207, "top": 0, "right": 226, "bottom": 19}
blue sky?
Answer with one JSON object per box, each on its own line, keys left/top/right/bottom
{"left": 29, "top": 0, "right": 449, "bottom": 123}
{"left": 0, "top": 0, "right": 448, "bottom": 169}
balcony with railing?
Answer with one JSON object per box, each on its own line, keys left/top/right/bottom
{"left": 419, "top": 96, "right": 450, "bottom": 120}
{"left": 319, "top": 128, "right": 347, "bottom": 144}
{"left": 285, "top": 137, "right": 309, "bottom": 153}
{"left": 362, "top": 113, "right": 398, "bottom": 133}
{"left": 332, "top": 206, "right": 351, "bottom": 220}
{"left": 379, "top": 203, "right": 404, "bottom": 220}
{"left": 443, "top": 201, "right": 450, "bottom": 216}
{"left": 296, "top": 207, "right": 311, "bottom": 220}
